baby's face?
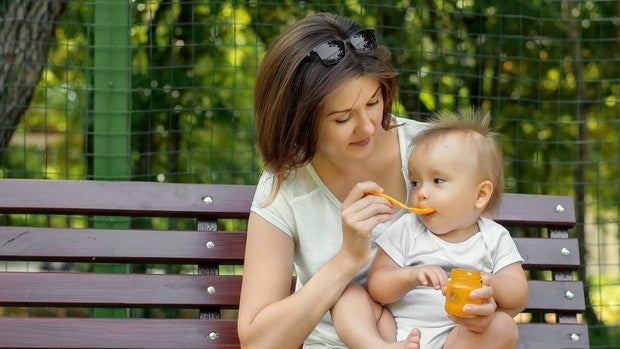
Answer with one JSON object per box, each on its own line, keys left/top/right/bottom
{"left": 408, "top": 133, "right": 486, "bottom": 241}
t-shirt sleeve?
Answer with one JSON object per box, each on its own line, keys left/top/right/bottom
{"left": 482, "top": 218, "right": 525, "bottom": 273}
{"left": 250, "top": 171, "right": 296, "bottom": 238}
{"left": 375, "top": 214, "right": 419, "bottom": 268}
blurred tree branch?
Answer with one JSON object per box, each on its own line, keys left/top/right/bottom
{"left": 0, "top": 0, "right": 65, "bottom": 150}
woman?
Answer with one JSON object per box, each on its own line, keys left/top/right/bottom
{"left": 238, "top": 12, "right": 497, "bottom": 349}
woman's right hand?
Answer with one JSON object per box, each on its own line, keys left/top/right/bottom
{"left": 340, "top": 181, "right": 394, "bottom": 265}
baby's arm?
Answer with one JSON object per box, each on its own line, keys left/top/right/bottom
{"left": 368, "top": 248, "right": 447, "bottom": 305}
{"left": 488, "top": 262, "right": 529, "bottom": 316}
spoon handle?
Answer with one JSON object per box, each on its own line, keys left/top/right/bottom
{"left": 369, "top": 192, "right": 435, "bottom": 215}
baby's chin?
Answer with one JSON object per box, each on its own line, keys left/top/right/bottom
{"left": 421, "top": 221, "right": 449, "bottom": 236}
{"left": 421, "top": 219, "right": 459, "bottom": 238}
{"left": 418, "top": 214, "right": 451, "bottom": 235}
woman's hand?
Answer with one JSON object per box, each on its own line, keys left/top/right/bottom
{"left": 448, "top": 274, "right": 497, "bottom": 332}
{"left": 340, "top": 181, "right": 394, "bottom": 266}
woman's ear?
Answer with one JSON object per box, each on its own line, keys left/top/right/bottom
{"left": 475, "top": 180, "right": 493, "bottom": 209}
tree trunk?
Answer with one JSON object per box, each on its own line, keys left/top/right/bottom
{"left": 0, "top": 0, "right": 65, "bottom": 150}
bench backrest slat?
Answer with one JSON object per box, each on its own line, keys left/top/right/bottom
{"left": 0, "top": 226, "right": 245, "bottom": 263}
{"left": 0, "top": 226, "right": 578, "bottom": 269}
{"left": 526, "top": 280, "right": 586, "bottom": 311}
{"left": 513, "top": 238, "right": 580, "bottom": 268}
{"left": 494, "top": 193, "right": 575, "bottom": 227}
{"left": 0, "top": 179, "right": 254, "bottom": 217}
{"left": 0, "top": 318, "right": 240, "bottom": 348}
{"left": 0, "top": 273, "right": 242, "bottom": 307}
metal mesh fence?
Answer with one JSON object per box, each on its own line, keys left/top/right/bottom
{"left": 0, "top": 0, "right": 618, "bottom": 346}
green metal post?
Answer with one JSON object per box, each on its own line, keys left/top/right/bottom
{"left": 92, "top": 0, "right": 131, "bottom": 318}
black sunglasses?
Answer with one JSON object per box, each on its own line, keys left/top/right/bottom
{"left": 307, "top": 29, "right": 377, "bottom": 66}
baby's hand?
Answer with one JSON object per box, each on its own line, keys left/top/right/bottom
{"left": 448, "top": 277, "right": 497, "bottom": 332}
{"left": 409, "top": 265, "right": 447, "bottom": 290}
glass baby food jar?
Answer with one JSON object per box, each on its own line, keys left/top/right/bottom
{"left": 445, "top": 268, "right": 483, "bottom": 317}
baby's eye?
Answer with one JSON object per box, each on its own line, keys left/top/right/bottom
{"left": 433, "top": 178, "right": 445, "bottom": 184}
{"left": 410, "top": 180, "right": 419, "bottom": 188}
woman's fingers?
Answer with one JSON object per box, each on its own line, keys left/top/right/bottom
{"left": 342, "top": 181, "right": 383, "bottom": 207}
{"left": 340, "top": 181, "right": 393, "bottom": 262}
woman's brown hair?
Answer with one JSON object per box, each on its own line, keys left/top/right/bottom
{"left": 254, "top": 12, "right": 398, "bottom": 197}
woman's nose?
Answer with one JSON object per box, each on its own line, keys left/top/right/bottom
{"left": 356, "top": 112, "right": 376, "bottom": 135}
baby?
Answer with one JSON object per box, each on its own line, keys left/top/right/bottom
{"left": 333, "top": 108, "right": 529, "bottom": 349}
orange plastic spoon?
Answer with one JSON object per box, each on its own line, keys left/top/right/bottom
{"left": 370, "top": 192, "right": 435, "bottom": 215}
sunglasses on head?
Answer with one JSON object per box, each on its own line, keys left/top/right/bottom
{"left": 307, "top": 29, "right": 377, "bottom": 66}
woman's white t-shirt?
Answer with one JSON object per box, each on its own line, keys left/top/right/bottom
{"left": 251, "top": 116, "right": 427, "bottom": 348}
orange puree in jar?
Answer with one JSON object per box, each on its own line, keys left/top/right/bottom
{"left": 445, "top": 268, "right": 482, "bottom": 318}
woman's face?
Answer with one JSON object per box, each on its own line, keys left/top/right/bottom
{"left": 314, "top": 76, "right": 384, "bottom": 164}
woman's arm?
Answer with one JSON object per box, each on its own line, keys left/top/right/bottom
{"left": 238, "top": 182, "right": 393, "bottom": 349}
{"left": 238, "top": 213, "right": 360, "bottom": 348}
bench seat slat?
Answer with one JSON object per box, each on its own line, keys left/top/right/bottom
{"left": 0, "top": 273, "right": 242, "bottom": 307}
{"left": 0, "top": 318, "right": 239, "bottom": 348}
{"left": 516, "top": 323, "right": 589, "bottom": 348}
{"left": 0, "top": 227, "right": 245, "bottom": 263}
{"left": 525, "top": 280, "right": 585, "bottom": 311}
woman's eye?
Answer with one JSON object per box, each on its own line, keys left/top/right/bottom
{"left": 367, "top": 98, "right": 380, "bottom": 106}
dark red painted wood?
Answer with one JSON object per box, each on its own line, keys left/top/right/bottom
{"left": 0, "top": 318, "right": 239, "bottom": 348}
{"left": 0, "top": 179, "right": 255, "bottom": 218}
{"left": 0, "top": 179, "right": 587, "bottom": 349}
{"left": 0, "top": 226, "right": 246, "bottom": 263}
{"left": 494, "top": 193, "right": 575, "bottom": 227}
{"left": 0, "top": 273, "right": 242, "bottom": 307}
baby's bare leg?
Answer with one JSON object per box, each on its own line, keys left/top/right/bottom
{"left": 444, "top": 311, "right": 518, "bottom": 349}
{"left": 377, "top": 304, "right": 397, "bottom": 342}
{"left": 332, "top": 283, "right": 421, "bottom": 349}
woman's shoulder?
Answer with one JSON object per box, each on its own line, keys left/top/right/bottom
{"left": 255, "top": 167, "right": 321, "bottom": 203}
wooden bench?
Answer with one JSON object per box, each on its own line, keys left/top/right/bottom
{"left": 0, "top": 179, "right": 589, "bottom": 348}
